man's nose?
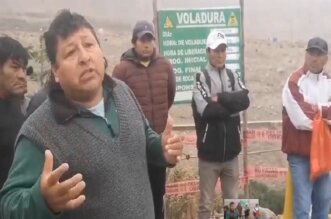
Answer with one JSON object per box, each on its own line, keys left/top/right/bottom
{"left": 78, "top": 47, "right": 91, "bottom": 64}
{"left": 17, "top": 68, "right": 27, "bottom": 80}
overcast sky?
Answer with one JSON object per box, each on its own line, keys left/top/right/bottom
{"left": 0, "top": 0, "right": 330, "bottom": 41}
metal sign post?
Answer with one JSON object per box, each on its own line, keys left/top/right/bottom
{"left": 239, "top": 0, "right": 249, "bottom": 198}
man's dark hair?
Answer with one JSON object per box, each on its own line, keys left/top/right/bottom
{"left": 131, "top": 36, "right": 138, "bottom": 44}
{"left": 44, "top": 9, "right": 99, "bottom": 65}
{"left": 230, "top": 202, "right": 235, "bottom": 206}
{"left": 0, "top": 36, "right": 29, "bottom": 68}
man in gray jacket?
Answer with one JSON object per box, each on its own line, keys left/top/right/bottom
{"left": 0, "top": 9, "right": 183, "bottom": 219}
{"left": 192, "top": 30, "right": 249, "bottom": 219}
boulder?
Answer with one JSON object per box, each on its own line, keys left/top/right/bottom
{"left": 259, "top": 207, "right": 277, "bottom": 219}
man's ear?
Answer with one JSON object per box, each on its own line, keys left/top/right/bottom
{"left": 104, "top": 57, "right": 108, "bottom": 69}
{"left": 51, "top": 64, "right": 60, "bottom": 83}
{"left": 131, "top": 37, "right": 136, "bottom": 45}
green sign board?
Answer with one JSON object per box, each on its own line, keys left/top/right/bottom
{"left": 158, "top": 7, "right": 243, "bottom": 103}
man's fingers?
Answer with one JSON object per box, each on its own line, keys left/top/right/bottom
{"left": 166, "top": 149, "right": 182, "bottom": 157}
{"left": 163, "top": 116, "right": 173, "bottom": 136}
{"left": 67, "top": 181, "right": 86, "bottom": 200}
{"left": 166, "top": 142, "right": 183, "bottom": 156}
{"left": 166, "top": 135, "right": 182, "bottom": 145}
{"left": 47, "top": 163, "right": 69, "bottom": 186}
{"left": 165, "top": 139, "right": 183, "bottom": 151}
{"left": 42, "top": 150, "right": 54, "bottom": 176}
{"left": 165, "top": 154, "right": 181, "bottom": 165}
{"left": 165, "top": 135, "right": 183, "bottom": 158}
{"left": 176, "top": 156, "right": 181, "bottom": 162}
{"left": 64, "top": 195, "right": 86, "bottom": 210}
{"left": 50, "top": 177, "right": 85, "bottom": 207}
{"left": 57, "top": 174, "right": 83, "bottom": 196}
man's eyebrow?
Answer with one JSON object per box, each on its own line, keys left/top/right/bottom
{"left": 64, "top": 42, "right": 75, "bottom": 50}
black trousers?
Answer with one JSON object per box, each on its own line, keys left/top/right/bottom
{"left": 148, "top": 164, "right": 166, "bottom": 219}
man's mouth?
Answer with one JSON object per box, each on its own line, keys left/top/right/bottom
{"left": 81, "top": 68, "right": 96, "bottom": 80}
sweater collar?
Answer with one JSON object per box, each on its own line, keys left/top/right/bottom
{"left": 49, "top": 74, "right": 117, "bottom": 124}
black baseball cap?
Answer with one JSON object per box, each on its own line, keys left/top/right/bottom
{"left": 306, "top": 37, "right": 328, "bottom": 54}
{"left": 132, "top": 20, "right": 155, "bottom": 39}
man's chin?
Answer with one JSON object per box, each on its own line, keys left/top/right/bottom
{"left": 310, "top": 68, "right": 323, "bottom": 74}
{"left": 9, "top": 90, "right": 26, "bottom": 98}
{"left": 12, "top": 85, "right": 27, "bottom": 96}
{"left": 215, "top": 64, "right": 225, "bottom": 69}
{"left": 141, "top": 53, "right": 153, "bottom": 59}
{"left": 74, "top": 83, "right": 102, "bottom": 99}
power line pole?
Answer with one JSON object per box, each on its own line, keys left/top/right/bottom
{"left": 153, "top": 0, "right": 159, "bottom": 51}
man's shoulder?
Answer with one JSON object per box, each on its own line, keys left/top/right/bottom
{"left": 154, "top": 54, "right": 172, "bottom": 66}
{"left": 17, "top": 100, "right": 53, "bottom": 144}
{"left": 292, "top": 66, "right": 307, "bottom": 75}
{"left": 113, "top": 57, "right": 138, "bottom": 74}
{"left": 111, "top": 78, "right": 133, "bottom": 95}
{"left": 225, "top": 67, "right": 234, "bottom": 73}
{"left": 113, "top": 60, "right": 132, "bottom": 71}
{"left": 288, "top": 66, "right": 307, "bottom": 83}
{"left": 223, "top": 67, "right": 238, "bottom": 79}
{"left": 112, "top": 77, "right": 126, "bottom": 87}
{"left": 194, "top": 70, "right": 206, "bottom": 81}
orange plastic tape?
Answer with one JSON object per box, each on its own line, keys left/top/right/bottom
{"left": 166, "top": 166, "right": 287, "bottom": 196}
{"left": 181, "top": 129, "right": 282, "bottom": 146}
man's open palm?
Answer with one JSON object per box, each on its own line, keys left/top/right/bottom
{"left": 40, "top": 150, "right": 86, "bottom": 213}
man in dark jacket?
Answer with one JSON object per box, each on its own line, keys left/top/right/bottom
{"left": 26, "top": 86, "right": 48, "bottom": 116}
{"left": 113, "top": 20, "right": 176, "bottom": 219}
{"left": 0, "top": 36, "right": 31, "bottom": 188}
{"left": 192, "top": 30, "right": 249, "bottom": 219}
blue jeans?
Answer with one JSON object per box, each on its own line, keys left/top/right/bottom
{"left": 288, "top": 155, "right": 331, "bottom": 219}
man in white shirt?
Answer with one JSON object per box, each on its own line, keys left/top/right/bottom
{"left": 282, "top": 37, "right": 331, "bottom": 219}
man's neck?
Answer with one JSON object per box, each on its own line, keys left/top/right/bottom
{"left": 209, "top": 62, "right": 225, "bottom": 71}
{"left": 134, "top": 48, "right": 155, "bottom": 62}
{"left": 72, "top": 88, "right": 103, "bottom": 109}
{"left": 140, "top": 56, "right": 151, "bottom": 62}
{"left": 310, "top": 69, "right": 324, "bottom": 74}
